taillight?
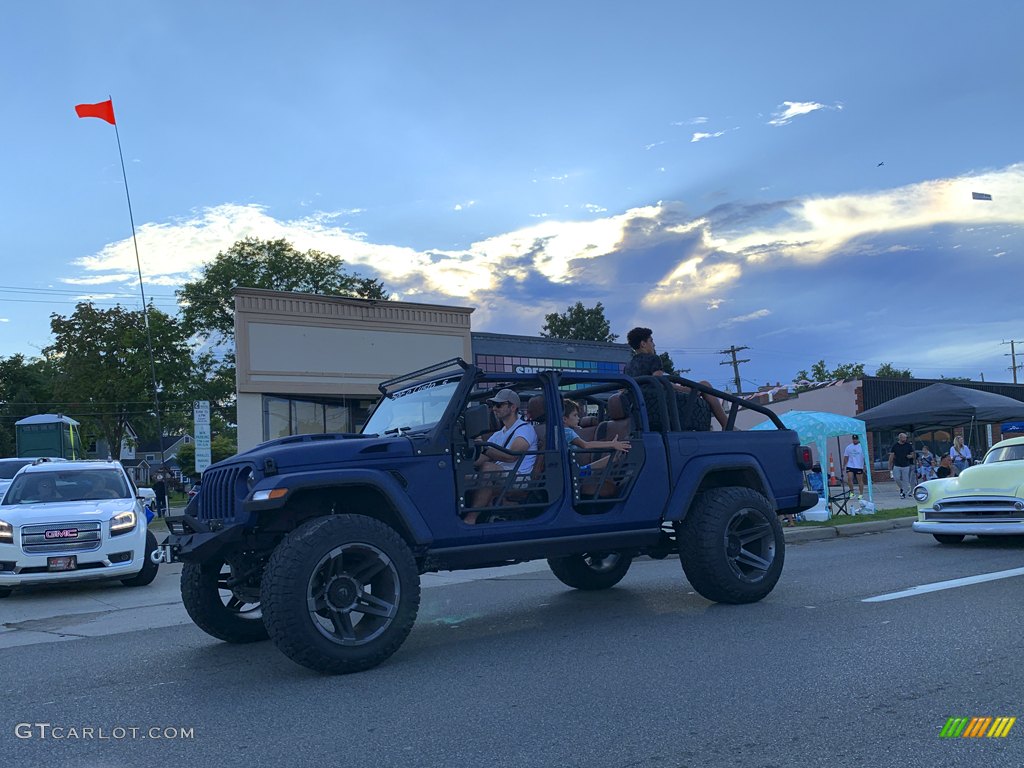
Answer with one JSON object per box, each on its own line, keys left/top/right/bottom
{"left": 796, "top": 445, "right": 813, "bottom": 471}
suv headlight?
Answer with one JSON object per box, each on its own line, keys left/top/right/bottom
{"left": 913, "top": 486, "right": 929, "bottom": 503}
{"left": 110, "top": 509, "right": 137, "bottom": 535}
{"left": 0, "top": 519, "right": 12, "bottom": 544}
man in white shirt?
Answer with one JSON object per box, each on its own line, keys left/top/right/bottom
{"left": 843, "top": 434, "right": 867, "bottom": 496}
{"left": 466, "top": 388, "right": 538, "bottom": 522}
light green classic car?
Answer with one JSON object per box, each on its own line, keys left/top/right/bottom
{"left": 913, "top": 435, "right": 1024, "bottom": 544}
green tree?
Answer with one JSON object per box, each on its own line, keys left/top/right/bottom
{"left": 175, "top": 433, "right": 236, "bottom": 478}
{"left": 794, "top": 360, "right": 866, "bottom": 386}
{"left": 540, "top": 301, "right": 618, "bottom": 342}
{"left": 874, "top": 362, "right": 913, "bottom": 378}
{"left": 44, "top": 302, "right": 192, "bottom": 457}
{"left": 0, "top": 354, "right": 57, "bottom": 455}
{"left": 178, "top": 237, "right": 388, "bottom": 343}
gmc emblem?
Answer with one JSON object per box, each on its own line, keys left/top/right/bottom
{"left": 44, "top": 528, "right": 78, "bottom": 539}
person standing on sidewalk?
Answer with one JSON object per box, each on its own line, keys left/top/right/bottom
{"left": 843, "top": 434, "right": 867, "bottom": 496}
{"left": 888, "top": 433, "right": 915, "bottom": 499}
{"left": 950, "top": 435, "right": 972, "bottom": 475}
{"left": 152, "top": 471, "right": 168, "bottom": 518}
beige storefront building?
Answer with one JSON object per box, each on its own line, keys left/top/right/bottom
{"left": 234, "top": 288, "right": 473, "bottom": 451}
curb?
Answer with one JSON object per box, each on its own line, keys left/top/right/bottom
{"left": 784, "top": 516, "right": 916, "bottom": 543}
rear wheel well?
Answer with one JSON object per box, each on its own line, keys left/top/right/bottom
{"left": 694, "top": 468, "right": 768, "bottom": 501}
{"left": 259, "top": 485, "right": 417, "bottom": 549}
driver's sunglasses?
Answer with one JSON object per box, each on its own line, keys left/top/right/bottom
{"left": 489, "top": 402, "right": 509, "bottom": 410}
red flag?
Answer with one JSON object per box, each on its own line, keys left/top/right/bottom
{"left": 75, "top": 99, "right": 116, "bottom": 125}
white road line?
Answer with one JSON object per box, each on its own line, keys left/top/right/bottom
{"left": 862, "top": 566, "right": 1024, "bottom": 602}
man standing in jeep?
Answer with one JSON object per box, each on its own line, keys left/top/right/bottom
{"left": 466, "top": 388, "right": 538, "bottom": 519}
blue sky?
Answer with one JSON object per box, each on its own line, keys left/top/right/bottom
{"left": 2, "top": 1, "right": 1022, "bottom": 391}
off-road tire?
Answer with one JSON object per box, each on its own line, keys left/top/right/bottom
{"left": 181, "top": 556, "right": 269, "bottom": 643}
{"left": 547, "top": 551, "right": 633, "bottom": 590}
{"left": 120, "top": 530, "right": 159, "bottom": 587}
{"left": 261, "top": 514, "right": 420, "bottom": 675}
{"left": 933, "top": 533, "right": 965, "bottom": 545}
{"left": 678, "top": 486, "right": 784, "bottom": 604}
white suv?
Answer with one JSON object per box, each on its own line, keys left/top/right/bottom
{"left": 0, "top": 460, "right": 158, "bottom": 598}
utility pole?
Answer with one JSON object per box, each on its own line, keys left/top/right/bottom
{"left": 1002, "top": 340, "right": 1023, "bottom": 384}
{"left": 719, "top": 345, "right": 750, "bottom": 396}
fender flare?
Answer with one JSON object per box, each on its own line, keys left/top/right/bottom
{"left": 663, "top": 455, "right": 774, "bottom": 523}
{"left": 244, "top": 468, "right": 432, "bottom": 546}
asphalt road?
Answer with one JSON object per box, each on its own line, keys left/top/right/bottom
{"left": 2, "top": 529, "right": 1024, "bottom": 768}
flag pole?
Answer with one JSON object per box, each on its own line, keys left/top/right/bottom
{"left": 107, "top": 95, "right": 166, "bottom": 469}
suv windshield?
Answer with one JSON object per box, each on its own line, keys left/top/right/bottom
{"left": 363, "top": 376, "right": 461, "bottom": 436}
{"left": 983, "top": 444, "right": 1024, "bottom": 464}
{"left": 2, "top": 469, "right": 131, "bottom": 504}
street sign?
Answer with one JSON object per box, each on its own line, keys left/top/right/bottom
{"left": 193, "top": 400, "right": 212, "bottom": 474}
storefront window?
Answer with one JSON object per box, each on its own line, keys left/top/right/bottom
{"left": 262, "top": 396, "right": 376, "bottom": 441}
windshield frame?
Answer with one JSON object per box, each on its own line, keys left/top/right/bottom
{"left": 1, "top": 468, "right": 132, "bottom": 505}
{"left": 362, "top": 375, "right": 463, "bottom": 437}
{"left": 983, "top": 443, "right": 1024, "bottom": 465}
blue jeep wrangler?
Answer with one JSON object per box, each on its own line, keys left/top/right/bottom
{"left": 160, "top": 359, "right": 815, "bottom": 674}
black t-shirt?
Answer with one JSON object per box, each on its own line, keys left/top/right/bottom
{"left": 624, "top": 352, "right": 662, "bottom": 378}
{"left": 890, "top": 442, "right": 914, "bottom": 467}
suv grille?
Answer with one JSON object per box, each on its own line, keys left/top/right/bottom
{"left": 924, "top": 495, "right": 1024, "bottom": 522}
{"left": 196, "top": 465, "right": 250, "bottom": 522}
{"left": 22, "top": 521, "right": 102, "bottom": 554}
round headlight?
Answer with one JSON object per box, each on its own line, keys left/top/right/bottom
{"left": 913, "top": 486, "right": 929, "bottom": 503}
{"left": 1015, "top": 500, "right": 1024, "bottom": 511}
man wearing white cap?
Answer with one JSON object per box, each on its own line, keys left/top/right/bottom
{"left": 466, "top": 388, "right": 537, "bottom": 521}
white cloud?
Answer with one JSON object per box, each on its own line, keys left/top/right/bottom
{"left": 672, "top": 117, "right": 708, "bottom": 126}
{"left": 644, "top": 141, "right": 665, "bottom": 151}
{"left": 0, "top": 318, "right": 8, "bottom": 323}
{"left": 719, "top": 308, "right": 771, "bottom": 328}
{"left": 583, "top": 203, "right": 608, "bottom": 213}
{"left": 768, "top": 101, "right": 842, "bottom": 126}
{"left": 691, "top": 131, "right": 726, "bottom": 143}
{"left": 453, "top": 200, "right": 476, "bottom": 211}
{"left": 706, "top": 298, "right": 725, "bottom": 310}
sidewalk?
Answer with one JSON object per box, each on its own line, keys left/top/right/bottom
{"left": 785, "top": 478, "right": 916, "bottom": 543}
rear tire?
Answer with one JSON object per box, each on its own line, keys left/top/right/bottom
{"left": 261, "top": 515, "right": 420, "bottom": 674}
{"left": 678, "top": 486, "right": 784, "bottom": 604}
{"left": 120, "top": 530, "right": 159, "bottom": 587}
{"left": 933, "top": 534, "right": 965, "bottom": 545}
{"left": 181, "top": 556, "right": 269, "bottom": 643}
{"left": 547, "top": 551, "right": 633, "bottom": 590}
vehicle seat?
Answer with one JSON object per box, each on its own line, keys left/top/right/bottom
{"left": 595, "top": 392, "right": 631, "bottom": 443}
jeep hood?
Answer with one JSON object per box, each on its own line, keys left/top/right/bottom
{"left": 233, "top": 434, "right": 417, "bottom": 474}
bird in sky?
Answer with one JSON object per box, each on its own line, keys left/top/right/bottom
{"left": 876, "top": 161, "right": 885, "bottom": 167}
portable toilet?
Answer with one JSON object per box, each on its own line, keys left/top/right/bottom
{"left": 15, "top": 414, "right": 84, "bottom": 459}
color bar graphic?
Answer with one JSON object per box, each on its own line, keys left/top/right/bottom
{"left": 940, "top": 716, "right": 1015, "bottom": 738}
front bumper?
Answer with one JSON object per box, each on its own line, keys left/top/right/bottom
{"left": 0, "top": 524, "right": 147, "bottom": 587}
{"left": 912, "top": 520, "right": 1024, "bottom": 536}
{"left": 161, "top": 514, "right": 247, "bottom": 563}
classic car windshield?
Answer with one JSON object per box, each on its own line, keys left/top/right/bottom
{"left": 363, "top": 376, "right": 461, "bottom": 436}
{"left": 983, "top": 444, "right": 1024, "bottom": 464}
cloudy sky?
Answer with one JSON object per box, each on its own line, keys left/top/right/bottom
{"left": 2, "top": 1, "right": 1022, "bottom": 390}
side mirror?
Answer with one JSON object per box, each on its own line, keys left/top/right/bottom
{"left": 463, "top": 404, "right": 491, "bottom": 440}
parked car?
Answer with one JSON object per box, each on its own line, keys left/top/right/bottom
{"left": 913, "top": 435, "right": 1024, "bottom": 544}
{"left": 0, "top": 458, "right": 35, "bottom": 501}
{"left": 0, "top": 460, "right": 159, "bottom": 598}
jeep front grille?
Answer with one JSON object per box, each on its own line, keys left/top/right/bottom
{"left": 196, "top": 465, "right": 249, "bottom": 522}
{"left": 923, "top": 495, "right": 1024, "bottom": 522}
{"left": 22, "top": 521, "right": 102, "bottom": 554}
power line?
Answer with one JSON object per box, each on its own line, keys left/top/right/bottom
{"left": 1002, "top": 340, "right": 1023, "bottom": 384}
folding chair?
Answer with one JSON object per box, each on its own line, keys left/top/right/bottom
{"left": 828, "top": 488, "right": 853, "bottom": 516}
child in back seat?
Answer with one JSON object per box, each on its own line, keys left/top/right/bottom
{"left": 562, "top": 399, "right": 631, "bottom": 474}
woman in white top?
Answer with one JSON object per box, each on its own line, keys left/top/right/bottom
{"left": 949, "top": 436, "right": 972, "bottom": 475}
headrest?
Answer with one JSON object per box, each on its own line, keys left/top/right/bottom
{"left": 526, "top": 395, "right": 546, "bottom": 423}
{"left": 579, "top": 415, "right": 599, "bottom": 428}
{"left": 607, "top": 392, "right": 627, "bottom": 420}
